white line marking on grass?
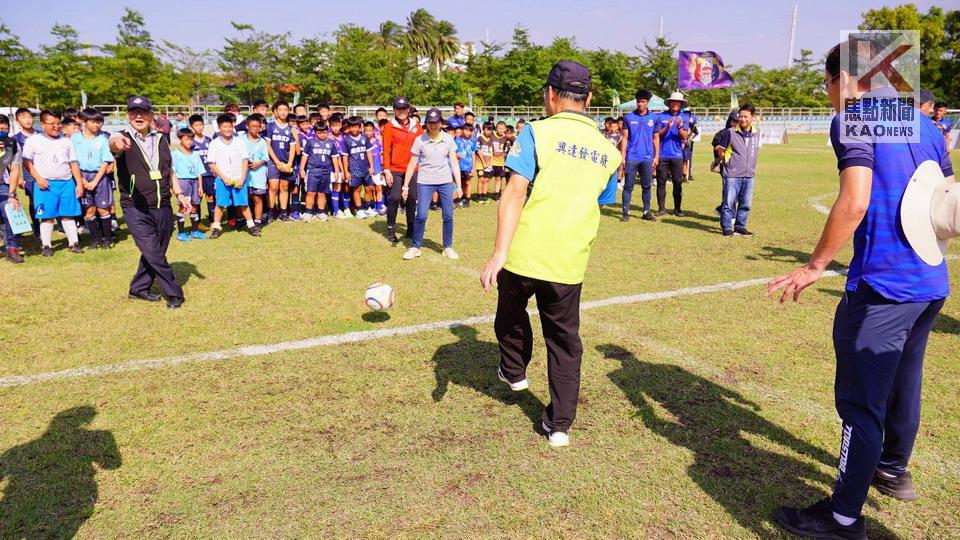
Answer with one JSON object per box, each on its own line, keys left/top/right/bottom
{"left": 808, "top": 193, "right": 834, "bottom": 216}
{"left": 0, "top": 272, "right": 840, "bottom": 389}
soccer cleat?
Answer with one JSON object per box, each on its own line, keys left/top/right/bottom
{"left": 5, "top": 248, "right": 24, "bottom": 264}
{"left": 290, "top": 211, "right": 302, "bottom": 221}
{"left": 343, "top": 209, "right": 354, "bottom": 219}
{"left": 377, "top": 207, "right": 387, "bottom": 216}
{"left": 357, "top": 209, "right": 369, "bottom": 219}
{"left": 641, "top": 212, "right": 656, "bottom": 222}
{"left": 402, "top": 247, "right": 422, "bottom": 260}
{"left": 41, "top": 246, "right": 54, "bottom": 257}
{"left": 386, "top": 227, "right": 399, "bottom": 244}
{"left": 191, "top": 230, "right": 207, "bottom": 240}
{"left": 210, "top": 228, "right": 222, "bottom": 239}
{"left": 673, "top": 209, "right": 685, "bottom": 217}
{"left": 248, "top": 226, "right": 262, "bottom": 237}
{"left": 442, "top": 247, "right": 460, "bottom": 260}
{"left": 318, "top": 213, "right": 329, "bottom": 222}
{"left": 541, "top": 422, "right": 569, "bottom": 448}
{"left": 67, "top": 243, "right": 83, "bottom": 254}
{"left": 734, "top": 227, "right": 754, "bottom": 237}
{"left": 872, "top": 470, "right": 917, "bottom": 501}
{"left": 176, "top": 232, "right": 192, "bottom": 242}
{"left": 301, "top": 213, "right": 313, "bottom": 222}
{"left": 620, "top": 215, "right": 630, "bottom": 222}
{"left": 278, "top": 213, "right": 292, "bottom": 222}
{"left": 497, "top": 367, "right": 529, "bottom": 391}
{"left": 774, "top": 499, "right": 866, "bottom": 540}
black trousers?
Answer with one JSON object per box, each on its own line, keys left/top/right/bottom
{"left": 656, "top": 157, "right": 684, "bottom": 212}
{"left": 386, "top": 171, "right": 418, "bottom": 237}
{"left": 124, "top": 205, "right": 184, "bottom": 300}
{"left": 495, "top": 269, "right": 583, "bottom": 432}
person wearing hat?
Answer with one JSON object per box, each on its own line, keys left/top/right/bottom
{"left": 767, "top": 41, "right": 954, "bottom": 539}
{"left": 400, "top": 108, "right": 462, "bottom": 260}
{"left": 381, "top": 96, "right": 424, "bottom": 245}
{"left": 479, "top": 61, "right": 621, "bottom": 447}
{"left": 109, "top": 96, "right": 192, "bottom": 309}
{"left": 620, "top": 88, "right": 660, "bottom": 221}
{"left": 654, "top": 91, "right": 691, "bottom": 216}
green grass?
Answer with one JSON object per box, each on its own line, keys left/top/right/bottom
{"left": 1, "top": 135, "right": 958, "bottom": 538}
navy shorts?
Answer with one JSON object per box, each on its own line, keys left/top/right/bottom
{"left": 80, "top": 171, "right": 114, "bottom": 209}
{"left": 683, "top": 141, "right": 694, "bottom": 161}
{"left": 349, "top": 172, "right": 374, "bottom": 188}
{"left": 179, "top": 178, "right": 202, "bottom": 206}
{"left": 202, "top": 176, "right": 216, "bottom": 199}
{"left": 267, "top": 162, "right": 296, "bottom": 181}
{"left": 306, "top": 169, "right": 333, "bottom": 193}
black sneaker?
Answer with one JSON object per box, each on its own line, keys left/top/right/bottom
{"left": 386, "top": 226, "right": 399, "bottom": 245}
{"left": 279, "top": 213, "right": 292, "bottom": 222}
{"left": 41, "top": 246, "right": 54, "bottom": 257}
{"left": 722, "top": 229, "right": 734, "bottom": 237}
{"left": 88, "top": 240, "right": 101, "bottom": 251}
{"left": 734, "top": 227, "right": 754, "bottom": 237}
{"left": 68, "top": 243, "right": 84, "bottom": 254}
{"left": 5, "top": 248, "right": 24, "bottom": 264}
{"left": 655, "top": 209, "right": 667, "bottom": 217}
{"left": 774, "top": 499, "right": 866, "bottom": 540}
{"left": 166, "top": 297, "right": 184, "bottom": 309}
{"left": 210, "top": 228, "right": 222, "bottom": 239}
{"left": 248, "top": 225, "right": 262, "bottom": 237}
{"left": 673, "top": 209, "right": 685, "bottom": 217}
{"left": 641, "top": 212, "right": 657, "bottom": 222}
{"left": 872, "top": 469, "right": 917, "bottom": 501}
{"left": 619, "top": 215, "right": 630, "bottom": 222}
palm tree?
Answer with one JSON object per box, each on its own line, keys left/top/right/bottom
{"left": 431, "top": 20, "right": 461, "bottom": 77}
{"left": 401, "top": 9, "right": 461, "bottom": 80}
{"left": 378, "top": 21, "right": 403, "bottom": 48}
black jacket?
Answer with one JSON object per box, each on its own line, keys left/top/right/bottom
{"left": 114, "top": 131, "right": 173, "bottom": 209}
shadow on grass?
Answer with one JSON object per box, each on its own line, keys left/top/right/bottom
{"left": 660, "top": 218, "right": 722, "bottom": 234}
{"left": 172, "top": 261, "right": 206, "bottom": 286}
{"left": 431, "top": 325, "right": 544, "bottom": 430}
{"left": 362, "top": 311, "right": 391, "bottom": 323}
{"left": 747, "top": 246, "right": 847, "bottom": 273}
{"left": 368, "top": 218, "right": 445, "bottom": 254}
{"left": 0, "top": 406, "right": 121, "bottom": 539}
{"left": 599, "top": 344, "right": 900, "bottom": 539}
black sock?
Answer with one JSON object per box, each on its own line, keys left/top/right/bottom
{"left": 177, "top": 214, "right": 185, "bottom": 233}
{"left": 99, "top": 215, "right": 113, "bottom": 243}
{"left": 207, "top": 201, "right": 216, "bottom": 222}
{"left": 85, "top": 218, "right": 101, "bottom": 244}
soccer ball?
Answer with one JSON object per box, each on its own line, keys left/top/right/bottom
{"left": 365, "top": 283, "right": 395, "bottom": 312}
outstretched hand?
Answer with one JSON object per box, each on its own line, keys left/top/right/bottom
{"left": 766, "top": 265, "right": 823, "bottom": 304}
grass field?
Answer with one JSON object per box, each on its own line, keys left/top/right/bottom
{"left": 1, "top": 134, "right": 958, "bottom": 539}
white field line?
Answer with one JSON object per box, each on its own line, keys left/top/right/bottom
{"left": 808, "top": 193, "right": 834, "bottom": 216}
{"left": 0, "top": 272, "right": 842, "bottom": 389}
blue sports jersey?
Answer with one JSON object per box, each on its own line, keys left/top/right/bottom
{"left": 368, "top": 135, "right": 383, "bottom": 174}
{"left": 191, "top": 135, "right": 214, "bottom": 177}
{"left": 342, "top": 134, "right": 373, "bottom": 176}
{"left": 934, "top": 117, "right": 953, "bottom": 138}
{"left": 244, "top": 135, "right": 269, "bottom": 189}
{"left": 623, "top": 110, "right": 658, "bottom": 161}
{"left": 265, "top": 121, "right": 295, "bottom": 162}
{"left": 829, "top": 109, "right": 953, "bottom": 302}
{"left": 171, "top": 148, "right": 205, "bottom": 180}
{"left": 455, "top": 136, "right": 477, "bottom": 171}
{"left": 303, "top": 138, "right": 339, "bottom": 172}
{"left": 656, "top": 111, "right": 687, "bottom": 159}
{"left": 70, "top": 132, "right": 113, "bottom": 172}
{"left": 448, "top": 116, "right": 466, "bottom": 129}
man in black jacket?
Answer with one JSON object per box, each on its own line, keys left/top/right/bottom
{"left": 109, "top": 96, "right": 191, "bottom": 309}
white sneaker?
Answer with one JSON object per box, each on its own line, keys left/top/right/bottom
{"left": 301, "top": 213, "right": 314, "bottom": 222}
{"left": 336, "top": 210, "right": 347, "bottom": 219}
{"left": 344, "top": 209, "right": 354, "bottom": 219}
{"left": 497, "top": 367, "right": 529, "bottom": 391}
{"left": 442, "top": 247, "right": 460, "bottom": 260}
{"left": 318, "top": 212, "right": 329, "bottom": 222}
{"left": 542, "top": 422, "right": 569, "bottom": 447}
{"left": 402, "top": 247, "right": 422, "bottom": 260}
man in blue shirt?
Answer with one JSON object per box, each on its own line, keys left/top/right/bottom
{"left": 769, "top": 41, "right": 954, "bottom": 539}
{"left": 655, "top": 92, "right": 690, "bottom": 216}
{"left": 932, "top": 102, "right": 953, "bottom": 149}
{"left": 620, "top": 89, "right": 660, "bottom": 221}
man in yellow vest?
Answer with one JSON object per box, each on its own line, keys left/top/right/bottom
{"left": 480, "top": 61, "right": 622, "bottom": 447}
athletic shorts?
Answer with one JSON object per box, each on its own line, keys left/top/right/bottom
{"left": 371, "top": 172, "right": 386, "bottom": 187}
{"left": 178, "top": 178, "right": 201, "bottom": 207}
{"left": 79, "top": 171, "right": 115, "bottom": 209}
{"left": 459, "top": 170, "right": 473, "bottom": 183}
{"left": 202, "top": 176, "right": 216, "bottom": 200}
{"left": 492, "top": 165, "right": 505, "bottom": 178}
{"left": 267, "top": 162, "right": 296, "bottom": 181}
{"left": 306, "top": 169, "right": 333, "bottom": 193}
{"left": 34, "top": 179, "right": 81, "bottom": 219}
{"left": 683, "top": 142, "right": 694, "bottom": 161}
{"left": 249, "top": 187, "right": 268, "bottom": 196}
{"left": 349, "top": 172, "right": 374, "bottom": 188}
{"left": 215, "top": 178, "right": 249, "bottom": 207}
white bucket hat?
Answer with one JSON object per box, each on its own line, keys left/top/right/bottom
{"left": 900, "top": 160, "right": 960, "bottom": 266}
{"left": 665, "top": 91, "right": 688, "bottom": 108}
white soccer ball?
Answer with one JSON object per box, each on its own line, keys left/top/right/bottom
{"left": 365, "top": 283, "right": 395, "bottom": 312}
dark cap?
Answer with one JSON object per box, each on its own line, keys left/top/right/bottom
{"left": 126, "top": 95, "right": 153, "bottom": 112}
{"left": 425, "top": 108, "right": 443, "bottom": 123}
{"left": 393, "top": 96, "right": 410, "bottom": 109}
{"left": 917, "top": 88, "right": 936, "bottom": 105}
{"left": 544, "top": 61, "right": 592, "bottom": 95}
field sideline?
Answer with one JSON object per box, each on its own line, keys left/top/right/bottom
{"left": 1, "top": 135, "right": 958, "bottom": 538}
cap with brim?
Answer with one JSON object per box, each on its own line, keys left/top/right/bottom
{"left": 393, "top": 97, "right": 410, "bottom": 109}
{"left": 665, "top": 91, "right": 688, "bottom": 108}
{"left": 425, "top": 108, "right": 443, "bottom": 123}
{"left": 900, "top": 160, "right": 956, "bottom": 265}
{"left": 127, "top": 95, "right": 152, "bottom": 112}
{"left": 543, "top": 61, "right": 592, "bottom": 95}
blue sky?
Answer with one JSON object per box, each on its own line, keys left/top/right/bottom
{"left": 1, "top": 0, "right": 948, "bottom": 69}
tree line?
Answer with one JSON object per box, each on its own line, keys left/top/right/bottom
{"left": 0, "top": 4, "right": 956, "bottom": 111}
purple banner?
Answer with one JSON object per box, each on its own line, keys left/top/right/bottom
{"left": 678, "top": 51, "right": 734, "bottom": 90}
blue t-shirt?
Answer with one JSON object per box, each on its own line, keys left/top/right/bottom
{"left": 171, "top": 149, "right": 205, "bottom": 181}
{"left": 504, "top": 127, "right": 536, "bottom": 180}
{"left": 303, "top": 138, "right": 339, "bottom": 172}
{"left": 342, "top": 134, "right": 373, "bottom": 176}
{"left": 934, "top": 117, "right": 953, "bottom": 138}
{"left": 656, "top": 111, "right": 687, "bottom": 159}
{"left": 265, "top": 121, "right": 295, "bottom": 162}
{"left": 191, "top": 135, "right": 214, "bottom": 177}
{"left": 456, "top": 137, "right": 477, "bottom": 171}
{"left": 829, "top": 112, "right": 953, "bottom": 302}
{"left": 448, "top": 116, "right": 466, "bottom": 129}
{"left": 623, "top": 110, "right": 658, "bottom": 161}
{"left": 368, "top": 135, "right": 383, "bottom": 174}
{"left": 70, "top": 132, "right": 113, "bottom": 172}
{"left": 244, "top": 135, "right": 269, "bottom": 189}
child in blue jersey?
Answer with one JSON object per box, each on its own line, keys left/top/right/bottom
{"left": 71, "top": 108, "right": 115, "bottom": 249}
{"left": 171, "top": 129, "right": 207, "bottom": 241}
{"left": 299, "top": 123, "right": 341, "bottom": 222}
{"left": 363, "top": 120, "right": 386, "bottom": 216}
{"left": 265, "top": 100, "right": 298, "bottom": 222}
{"left": 291, "top": 115, "right": 315, "bottom": 220}
{"left": 455, "top": 123, "right": 477, "bottom": 208}
{"left": 327, "top": 113, "right": 350, "bottom": 217}
{"left": 189, "top": 114, "right": 216, "bottom": 224}
{"left": 243, "top": 114, "right": 270, "bottom": 227}
{"left": 342, "top": 116, "right": 375, "bottom": 219}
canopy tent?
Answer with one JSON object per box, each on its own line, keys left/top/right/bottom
{"left": 617, "top": 94, "right": 667, "bottom": 112}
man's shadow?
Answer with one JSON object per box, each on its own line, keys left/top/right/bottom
{"left": 432, "top": 325, "right": 544, "bottom": 429}
{"left": 172, "top": 261, "right": 206, "bottom": 286}
{"left": 0, "top": 406, "right": 121, "bottom": 539}
{"left": 600, "top": 344, "right": 898, "bottom": 538}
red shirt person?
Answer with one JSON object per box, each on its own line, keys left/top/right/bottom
{"left": 381, "top": 96, "right": 423, "bottom": 244}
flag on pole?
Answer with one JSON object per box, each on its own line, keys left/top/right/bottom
{"left": 678, "top": 51, "right": 734, "bottom": 90}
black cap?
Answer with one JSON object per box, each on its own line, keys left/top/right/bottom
{"left": 917, "top": 88, "right": 936, "bottom": 105}
{"left": 544, "top": 61, "right": 592, "bottom": 95}
{"left": 126, "top": 95, "right": 152, "bottom": 112}
{"left": 425, "top": 108, "right": 443, "bottom": 123}
{"left": 393, "top": 96, "right": 410, "bottom": 109}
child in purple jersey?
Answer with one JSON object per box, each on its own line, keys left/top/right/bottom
{"left": 289, "top": 115, "right": 315, "bottom": 220}
{"left": 327, "top": 113, "right": 350, "bottom": 217}
{"left": 299, "top": 123, "right": 341, "bottom": 222}
{"left": 265, "top": 100, "right": 299, "bottom": 221}
{"left": 342, "top": 116, "right": 375, "bottom": 218}
{"left": 364, "top": 121, "right": 386, "bottom": 215}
